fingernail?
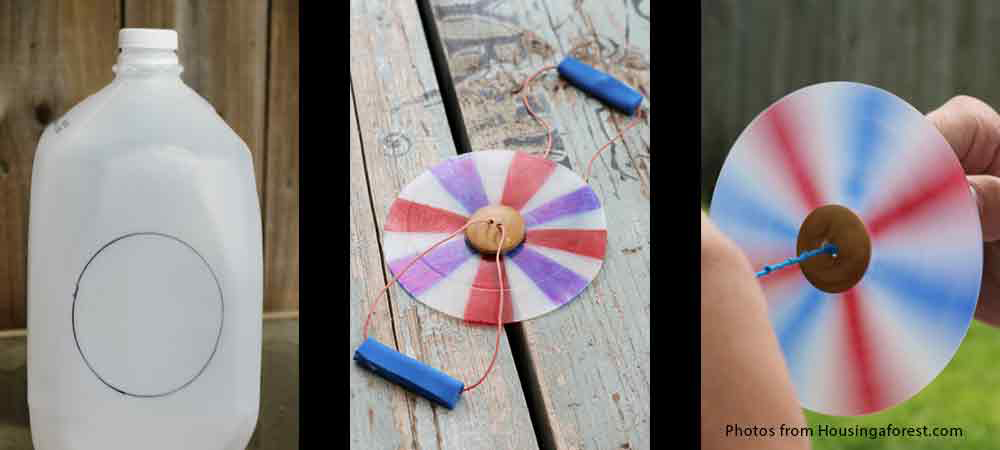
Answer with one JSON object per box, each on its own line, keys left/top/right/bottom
{"left": 970, "top": 183, "right": 984, "bottom": 217}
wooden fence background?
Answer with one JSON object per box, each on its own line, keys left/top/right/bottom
{"left": 702, "top": 0, "right": 1000, "bottom": 203}
{"left": 0, "top": 0, "right": 299, "bottom": 330}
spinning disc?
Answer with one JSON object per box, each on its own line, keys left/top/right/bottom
{"left": 383, "top": 150, "right": 607, "bottom": 324}
{"left": 710, "top": 82, "right": 981, "bottom": 416}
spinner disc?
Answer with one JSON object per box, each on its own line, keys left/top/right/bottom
{"left": 709, "top": 82, "right": 982, "bottom": 415}
{"left": 382, "top": 150, "right": 608, "bottom": 324}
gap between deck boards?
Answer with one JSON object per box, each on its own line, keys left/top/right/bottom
{"left": 417, "top": 0, "right": 472, "bottom": 156}
{"left": 415, "top": 0, "right": 557, "bottom": 448}
{"left": 348, "top": 79, "right": 404, "bottom": 355}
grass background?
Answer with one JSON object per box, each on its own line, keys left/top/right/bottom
{"left": 806, "top": 321, "right": 1000, "bottom": 449}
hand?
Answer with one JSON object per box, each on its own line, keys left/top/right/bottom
{"left": 928, "top": 96, "right": 1000, "bottom": 326}
{"left": 701, "top": 212, "right": 809, "bottom": 449}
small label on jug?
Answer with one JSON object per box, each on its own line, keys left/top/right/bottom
{"left": 54, "top": 118, "right": 70, "bottom": 134}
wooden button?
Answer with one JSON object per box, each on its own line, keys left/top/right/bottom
{"left": 465, "top": 205, "right": 526, "bottom": 254}
{"left": 797, "top": 204, "right": 871, "bottom": 293}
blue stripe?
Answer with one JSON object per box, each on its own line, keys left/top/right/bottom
{"left": 711, "top": 179, "right": 800, "bottom": 241}
{"left": 865, "top": 257, "right": 978, "bottom": 342}
{"left": 507, "top": 245, "right": 589, "bottom": 305}
{"left": 429, "top": 154, "right": 490, "bottom": 214}
{"left": 843, "top": 88, "right": 893, "bottom": 211}
{"left": 774, "top": 287, "right": 829, "bottom": 383}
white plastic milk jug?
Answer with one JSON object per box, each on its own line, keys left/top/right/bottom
{"left": 27, "top": 29, "right": 262, "bottom": 449}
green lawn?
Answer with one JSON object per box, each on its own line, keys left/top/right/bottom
{"left": 806, "top": 321, "right": 1000, "bottom": 449}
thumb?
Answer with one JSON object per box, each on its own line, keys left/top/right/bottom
{"left": 927, "top": 95, "right": 1000, "bottom": 174}
{"left": 968, "top": 174, "right": 1000, "bottom": 241}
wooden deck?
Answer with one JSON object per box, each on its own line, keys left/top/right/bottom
{"left": 349, "top": 1, "right": 650, "bottom": 449}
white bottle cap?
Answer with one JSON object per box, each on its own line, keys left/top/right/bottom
{"left": 118, "top": 28, "right": 178, "bottom": 50}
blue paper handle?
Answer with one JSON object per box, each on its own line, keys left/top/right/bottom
{"left": 557, "top": 57, "right": 643, "bottom": 115}
{"left": 354, "top": 337, "right": 464, "bottom": 409}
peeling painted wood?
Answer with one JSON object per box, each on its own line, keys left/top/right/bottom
{"left": 350, "top": 85, "right": 420, "bottom": 450}
{"left": 427, "top": 1, "right": 651, "bottom": 448}
{"left": 350, "top": 1, "right": 538, "bottom": 449}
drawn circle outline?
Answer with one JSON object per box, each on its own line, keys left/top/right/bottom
{"left": 71, "top": 232, "right": 224, "bottom": 398}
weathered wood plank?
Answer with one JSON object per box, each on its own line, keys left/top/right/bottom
{"left": 124, "top": 0, "right": 269, "bottom": 200}
{"left": 0, "top": 0, "right": 120, "bottom": 330}
{"left": 350, "top": 85, "right": 420, "bottom": 450}
{"left": 0, "top": 319, "right": 298, "bottom": 449}
{"left": 264, "top": 0, "right": 300, "bottom": 312}
{"left": 350, "top": 1, "right": 538, "bottom": 449}
{"left": 426, "top": 1, "right": 651, "bottom": 448}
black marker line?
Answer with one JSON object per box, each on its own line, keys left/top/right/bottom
{"left": 72, "top": 231, "right": 225, "bottom": 398}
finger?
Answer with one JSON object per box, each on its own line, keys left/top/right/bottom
{"left": 976, "top": 244, "right": 1000, "bottom": 326}
{"left": 702, "top": 211, "right": 754, "bottom": 276}
{"left": 927, "top": 95, "right": 1000, "bottom": 175}
{"left": 701, "top": 213, "right": 808, "bottom": 448}
{"left": 968, "top": 174, "right": 1000, "bottom": 241}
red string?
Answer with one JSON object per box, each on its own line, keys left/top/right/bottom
{"left": 518, "top": 65, "right": 558, "bottom": 159}
{"left": 517, "top": 64, "right": 646, "bottom": 181}
{"left": 584, "top": 107, "right": 645, "bottom": 182}
{"left": 463, "top": 223, "right": 506, "bottom": 392}
{"left": 362, "top": 59, "right": 645, "bottom": 397}
{"left": 362, "top": 219, "right": 486, "bottom": 341}
{"left": 361, "top": 218, "right": 507, "bottom": 392}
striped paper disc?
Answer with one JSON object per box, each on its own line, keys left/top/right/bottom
{"left": 710, "top": 82, "right": 982, "bottom": 416}
{"left": 383, "top": 150, "right": 607, "bottom": 324}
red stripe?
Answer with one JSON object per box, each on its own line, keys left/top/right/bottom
{"left": 763, "top": 103, "right": 824, "bottom": 211}
{"left": 757, "top": 266, "right": 804, "bottom": 304}
{"left": 501, "top": 152, "right": 557, "bottom": 211}
{"left": 464, "top": 257, "right": 513, "bottom": 324}
{"left": 751, "top": 251, "right": 806, "bottom": 307}
{"left": 384, "top": 198, "right": 468, "bottom": 233}
{"left": 866, "top": 162, "right": 967, "bottom": 237}
{"left": 525, "top": 229, "right": 607, "bottom": 260}
{"left": 841, "top": 289, "right": 881, "bottom": 413}
{"left": 758, "top": 265, "right": 802, "bottom": 287}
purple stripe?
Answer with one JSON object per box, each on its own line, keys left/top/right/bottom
{"left": 389, "top": 239, "right": 475, "bottom": 295}
{"left": 508, "top": 246, "right": 589, "bottom": 305}
{"left": 430, "top": 155, "right": 489, "bottom": 214}
{"left": 522, "top": 187, "right": 600, "bottom": 227}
